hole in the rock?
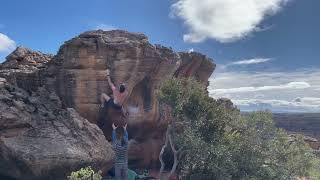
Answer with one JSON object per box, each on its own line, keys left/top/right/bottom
{"left": 127, "top": 76, "right": 152, "bottom": 113}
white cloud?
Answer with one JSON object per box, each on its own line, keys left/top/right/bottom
{"left": 234, "top": 98, "right": 320, "bottom": 109}
{"left": 171, "top": 0, "right": 289, "bottom": 43}
{"left": 229, "top": 58, "right": 272, "bottom": 66}
{"left": 209, "top": 69, "right": 320, "bottom": 112}
{"left": 233, "top": 98, "right": 320, "bottom": 113}
{"left": 293, "top": 97, "right": 320, "bottom": 106}
{"left": 95, "top": 23, "right": 116, "bottom": 31}
{"left": 212, "top": 81, "right": 310, "bottom": 94}
{"left": 0, "top": 33, "right": 16, "bottom": 52}
{"left": 218, "top": 58, "right": 273, "bottom": 70}
{"left": 188, "top": 48, "right": 194, "bottom": 53}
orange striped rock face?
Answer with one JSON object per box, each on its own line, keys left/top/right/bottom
{"left": 44, "top": 30, "right": 215, "bottom": 167}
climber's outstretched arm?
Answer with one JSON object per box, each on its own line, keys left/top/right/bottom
{"left": 112, "top": 123, "right": 117, "bottom": 145}
{"left": 106, "top": 69, "right": 116, "bottom": 90}
{"left": 123, "top": 124, "right": 128, "bottom": 146}
{"left": 123, "top": 124, "right": 128, "bottom": 142}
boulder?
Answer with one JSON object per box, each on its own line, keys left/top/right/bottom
{"left": 0, "top": 47, "right": 52, "bottom": 71}
{"left": 0, "top": 47, "right": 53, "bottom": 92}
{"left": 0, "top": 30, "right": 215, "bottom": 169}
{"left": 42, "top": 30, "right": 215, "bottom": 167}
{"left": 0, "top": 80, "right": 114, "bottom": 180}
{"left": 175, "top": 52, "right": 215, "bottom": 87}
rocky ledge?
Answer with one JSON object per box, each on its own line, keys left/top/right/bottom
{"left": 0, "top": 77, "right": 114, "bottom": 180}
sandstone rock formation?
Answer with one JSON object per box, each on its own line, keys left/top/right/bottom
{"left": 0, "top": 78, "right": 114, "bottom": 180}
{"left": 0, "top": 47, "right": 52, "bottom": 71}
{"left": 0, "top": 47, "right": 53, "bottom": 92}
{"left": 0, "top": 30, "right": 215, "bottom": 173}
{"left": 175, "top": 52, "right": 215, "bottom": 87}
{"left": 42, "top": 30, "right": 215, "bottom": 167}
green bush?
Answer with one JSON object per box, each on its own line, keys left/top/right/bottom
{"left": 309, "top": 156, "right": 320, "bottom": 180}
{"left": 158, "top": 78, "right": 320, "bottom": 180}
{"left": 67, "top": 166, "right": 102, "bottom": 180}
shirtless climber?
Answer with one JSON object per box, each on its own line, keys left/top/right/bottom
{"left": 101, "top": 69, "right": 128, "bottom": 111}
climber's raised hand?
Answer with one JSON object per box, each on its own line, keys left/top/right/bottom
{"left": 106, "top": 69, "right": 116, "bottom": 89}
{"left": 112, "top": 123, "right": 117, "bottom": 130}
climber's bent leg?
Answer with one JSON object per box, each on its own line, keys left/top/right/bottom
{"left": 103, "top": 97, "right": 123, "bottom": 111}
{"left": 100, "top": 93, "right": 110, "bottom": 107}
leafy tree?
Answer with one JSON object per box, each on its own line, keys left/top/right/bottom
{"left": 158, "top": 78, "right": 320, "bottom": 180}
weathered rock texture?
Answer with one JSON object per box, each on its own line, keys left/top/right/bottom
{"left": 0, "top": 30, "right": 215, "bottom": 172}
{"left": 42, "top": 30, "right": 215, "bottom": 167}
{"left": 0, "top": 47, "right": 52, "bottom": 71}
{"left": 0, "top": 47, "right": 53, "bottom": 92}
{"left": 175, "top": 52, "right": 215, "bottom": 87}
{"left": 44, "top": 30, "right": 214, "bottom": 123}
{"left": 0, "top": 78, "right": 114, "bottom": 180}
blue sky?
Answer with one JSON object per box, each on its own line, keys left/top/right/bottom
{"left": 1, "top": 0, "right": 320, "bottom": 112}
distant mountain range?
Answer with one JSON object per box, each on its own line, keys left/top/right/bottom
{"left": 273, "top": 113, "right": 320, "bottom": 139}
{"left": 241, "top": 112, "right": 320, "bottom": 139}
